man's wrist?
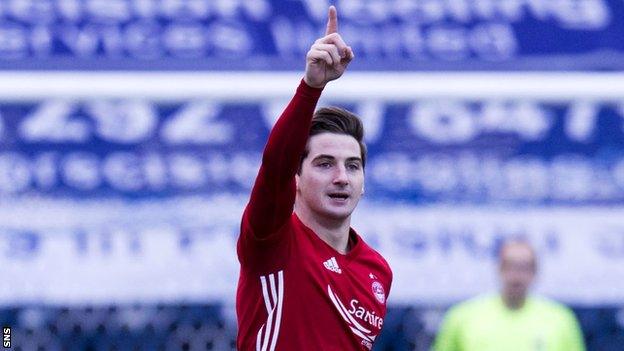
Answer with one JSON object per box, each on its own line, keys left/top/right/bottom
{"left": 297, "top": 79, "right": 324, "bottom": 100}
{"left": 303, "top": 76, "right": 326, "bottom": 89}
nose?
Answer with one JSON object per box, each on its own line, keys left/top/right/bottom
{"left": 333, "top": 165, "right": 349, "bottom": 186}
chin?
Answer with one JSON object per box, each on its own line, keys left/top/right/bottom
{"left": 320, "top": 208, "right": 354, "bottom": 221}
{"left": 508, "top": 290, "right": 528, "bottom": 300}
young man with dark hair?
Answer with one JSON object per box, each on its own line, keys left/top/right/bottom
{"left": 236, "top": 6, "right": 392, "bottom": 351}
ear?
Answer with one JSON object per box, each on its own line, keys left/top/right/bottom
{"left": 295, "top": 173, "right": 301, "bottom": 191}
{"left": 361, "top": 184, "right": 365, "bottom": 196}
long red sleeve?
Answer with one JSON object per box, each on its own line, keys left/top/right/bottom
{"left": 242, "top": 80, "right": 323, "bottom": 242}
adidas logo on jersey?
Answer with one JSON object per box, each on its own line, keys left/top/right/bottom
{"left": 323, "top": 257, "right": 342, "bottom": 274}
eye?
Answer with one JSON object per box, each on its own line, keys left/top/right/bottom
{"left": 347, "top": 163, "right": 361, "bottom": 171}
{"left": 317, "top": 162, "right": 332, "bottom": 168}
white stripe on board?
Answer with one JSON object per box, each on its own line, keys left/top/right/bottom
{"left": 2, "top": 72, "right": 624, "bottom": 101}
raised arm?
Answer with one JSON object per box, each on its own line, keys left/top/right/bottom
{"left": 243, "top": 6, "right": 354, "bottom": 240}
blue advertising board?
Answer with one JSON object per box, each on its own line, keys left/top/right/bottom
{"left": 1, "top": 98, "right": 624, "bottom": 204}
{"left": 0, "top": 0, "right": 623, "bottom": 70}
{"left": 1, "top": 96, "right": 623, "bottom": 305}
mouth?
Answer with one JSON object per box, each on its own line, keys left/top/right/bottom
{"left": 327, "top": 192, "right": 350, "bottom": 202}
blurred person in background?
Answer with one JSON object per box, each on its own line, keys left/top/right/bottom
{"left": 235, "top": 6, "right": 392, "bottom": 351}
{"left": 433, "top": 239, "right": 585, "bottom": 351}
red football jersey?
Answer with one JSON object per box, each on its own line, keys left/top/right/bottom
{"left": 236, "top": 81, "right": 393, "bottom": 351}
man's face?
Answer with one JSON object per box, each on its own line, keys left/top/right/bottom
{"left": 296, "top": 132, "right": 364, "bottom": 221}
{"left": 499, "top": 243, "right": 536, "bottom": 303}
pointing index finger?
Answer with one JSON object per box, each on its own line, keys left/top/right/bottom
{"left": 325, "top": 5, "right": 338, "bottom": 35}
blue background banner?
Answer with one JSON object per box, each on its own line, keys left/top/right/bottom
{"left": 0, "top": 0, "right": 624, "bottom": 70}
{"left": 1, "top": 96, "right": 623, "bottom": 306}
{"left": 1, "top": 99, "right": 624, "bottom": 204}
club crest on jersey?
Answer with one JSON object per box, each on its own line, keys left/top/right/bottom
{"left": 371, "top": 281, "right": 385, "bottom": 304}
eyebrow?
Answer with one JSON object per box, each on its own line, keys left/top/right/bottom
{"left": 312, "top": 154, "right": 362, "bottom": 163}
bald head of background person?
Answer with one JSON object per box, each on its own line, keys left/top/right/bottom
{"left": 433, "top": 238, "right": 586, "bottom": 351}
{"left": 498, "top": 239, "right": 537, "bottom": 310}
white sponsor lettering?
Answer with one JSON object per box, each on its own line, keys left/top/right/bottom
{"left": 348, "top": 299, "right": 383, "bottom": 329}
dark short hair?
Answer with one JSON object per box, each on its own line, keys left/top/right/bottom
{"left": 300, "top": 107, "right": 367, "bottom": 171}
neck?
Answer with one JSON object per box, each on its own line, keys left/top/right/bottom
{"left": 294, "top": 203, "right": 352, "bottom": 254}
{"left": 502, "top": 294, "right": 526, "bottom": 310}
